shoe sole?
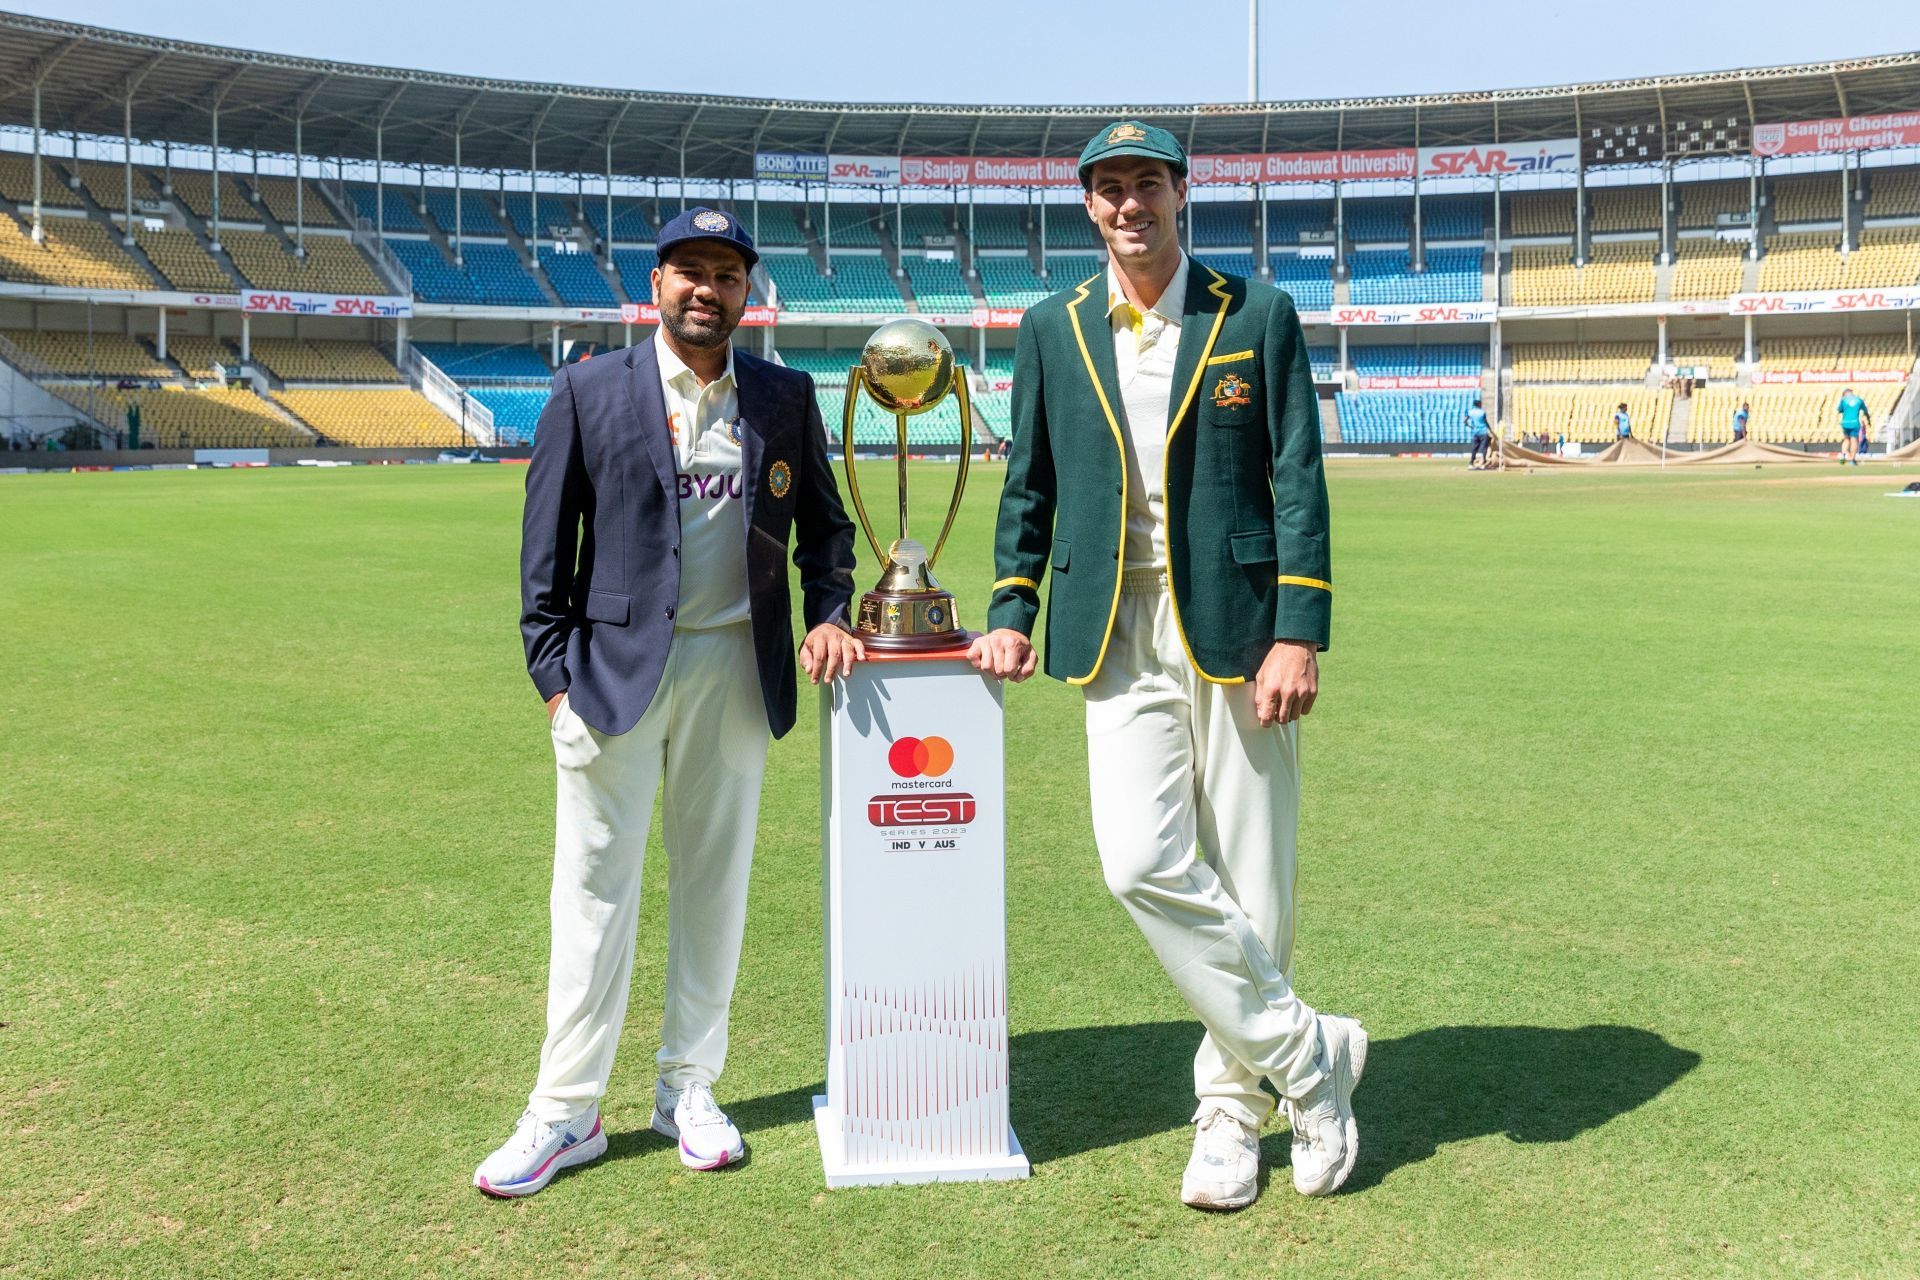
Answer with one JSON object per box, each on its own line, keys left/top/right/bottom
{"left": 652, "top": 1106, "right": 746, "bottom": 1171}
{"left": 1181, "top": 1184, "right": 1257, "bottom": 1212}
{"left": 1296, "top": 1016, "right": 1369, "bottom": 1197}
{"left": 475, "top": 1122, "right": 607, "bottom": 1199}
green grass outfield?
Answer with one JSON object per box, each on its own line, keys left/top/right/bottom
{"left": 3, "top": 458, "right": 1917, "bottom": 1279}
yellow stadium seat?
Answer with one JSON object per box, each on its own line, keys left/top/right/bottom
{"left": 1511, "top": 342, "right": 1652, "bottom": 383}
{"left": 0, "top": 328, "right": 169, "bottom": 377}
{"left": 0, "top": 154, "right": 83, "bottom": 208}
{"left": 272, "top": 388, "right": 466, "bottom": 447}
{"left": 1670, "top": 237, "right": 1746, "bottom": 300}
{"left": 222, "top": 229, "right": 386, "bottom": 294}
{"left": 1509, "top": 192, "right": 1575, "bottom": 236}
{"left": 0, "top": 214, "right": 155, "bottom": 290}
{"left": 48, "top": 383, "right": 313, "bottom": 448}
{"left": 247, "top": 338, "right": 402, "bottom": 383}
{"left": 1690, "top": 383, "right": 1898, "bottom": 443}
{"left": 1589, "top": 186, "right": 1663, "bottom": 234}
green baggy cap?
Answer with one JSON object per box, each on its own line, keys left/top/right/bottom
{"left": 1077, "top": 120, "right": 1189, "bottom": 186}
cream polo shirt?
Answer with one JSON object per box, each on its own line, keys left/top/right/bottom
{"left": 655, "top": 330, "right": 750, "bottom": 629}
{"left": 1106, "top": 252, "right": 1188, "bottom": 569}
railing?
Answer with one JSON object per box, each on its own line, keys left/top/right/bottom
{"left": 405, "top": 345, "right": 496, "bottom": 447}
{"left": 319, "top": 177, "right": 414, "bottom": 298}
{"left": 1888, "top": 353, "right": 1920, "bottom": 450}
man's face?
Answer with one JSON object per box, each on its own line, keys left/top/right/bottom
{"left": 1084, "top": 157, "right": 1186, "bottom": 267}
{"left": 652, "top": 241, "right": 750, "bottom": 349}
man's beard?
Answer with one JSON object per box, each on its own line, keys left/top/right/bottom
{"left": 661, "top": 295, "right": 741, "bottom": 349}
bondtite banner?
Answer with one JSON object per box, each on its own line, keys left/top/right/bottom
{"left": 754, "top": 152, "right": 827, "bottom": 182}
{"left": 620, "top": 303, "right": 777, "bottom": 327}
{"left": 1190, "top": 149, "right": 1415, "bottom": 185}
{"left": 901, "top": 157, "right": 1080, "bottom": 187}
{"left": 1752, "top": 113, "right": 1920, "bottom": 157}
{"left": 1730, "top": 287, "right": 1920, "bottom": 315}
{"left": 1417, "top": 139, "right": 1580, "bottom": 178}
{"left": 827, "top": 155, "right": 902, "bottom": 185}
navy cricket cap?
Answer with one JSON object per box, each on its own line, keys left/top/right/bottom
{"left": 656, "top": 206, "right": 759, "bottom": 268}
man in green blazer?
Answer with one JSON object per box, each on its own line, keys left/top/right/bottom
{"left": 968, "top": 121, "right": 1366, "bottom": 1211}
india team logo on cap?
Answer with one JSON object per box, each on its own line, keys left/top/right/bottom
{"left": 693, "top": 210, "right": 730, "bottom": 232}
{"left": 1107, "top": 123, "right": 1147, "bottom": 145}
{"left": 767, "top": 459, "right": 791, "bottom": 498}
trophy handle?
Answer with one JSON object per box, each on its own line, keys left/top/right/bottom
{"left": 840, "top": 366, "right": 887, "bottom": 564}
{"left": 927, "top": 369, "right": 974, "bottom": 570}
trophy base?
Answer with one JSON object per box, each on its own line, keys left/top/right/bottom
{"left": 853, "top": 589, "right": 969, "bottom": 653}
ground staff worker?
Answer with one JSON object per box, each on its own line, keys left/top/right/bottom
{"left": 475, "top": 208, "right": 861, "bottom": 1198}
{"left": 969, "top": 122, "right": 1366, "bottom": 1212}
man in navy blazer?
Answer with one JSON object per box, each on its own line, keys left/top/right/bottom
{"left": 476, "top": 208, "right": 861, "bottom": 1198}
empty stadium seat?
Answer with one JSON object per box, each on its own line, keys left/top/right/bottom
{"left": 901, "top": 255, "right": 975, "bottom": 313}
{"left": 1508, "top": 191, "right": 1575, "bottom": 237}
{"left": 582, "top": 197, "right": 657, "bottom": 244}
{"left": 389, "top": 238, "right": 545, "bottom": 306}
{"left": 1669, "top": 236, "right": 1746, "bottom": 300}
{"left": 506, "top": 194, "right": 582, "bottom": 239}
{"left": 1268, "top": 254, "right": 1334, "bottom": 311}
{"left": 162, "top": 170, "right": 259, "bottom": 224}
{"left": 1266, "top": 201, "right": 1331, "bottom": 245}
{"left": 0, "top": 153, "right": 84, "bottom": 208}
{"left": 421, "top": 188, "right": 504, "bottom": 239}
{"left": 412, "top": 342, "right": 552, "bottom": 381}
{"left": 224, "top": 229, "right": 386, "bottom": 294}
{"left": 247, "top": 338, "right": 401, "bottom": 383}
{"left": 1759, "top": 227, "right": 1920, "bottom": 292}
{"left": 1589, "top": 185, "right": 1664, "bottom": 233}
{"left": 1769, "top": 173, "right": 1844, "bottom": 226}
{"left": 1347, "top": 247, "right": 1482, "bottom": 304}
{"left": 50, "top": 383, "right": 310, "bottom": 448}
{"left": 537, "top": 246, "right": 619, "bottom": 306}
{"left": 273, "top": 387, "right": 466, "bottom": 447}
{"left": 1345, "top": 200, "right": 1409, "bottom": 243}
{"left": 134, "top": 225, "right": 233, "bottom": 291}
{"left": 1509, "top": 241, "right": 1655, "bottom": 306}
{"left": 1690, "top": 383, "right": 1898, "bottom": 443}
{"left": 1677, "top": 180, "right": 1750, "bottom": 229}
{"left": 975, "top": 256, "right": 1051, "bottom": 309}
{"left": 1666, "top": 339, "right": 1739, "bottom": 380}
{"left": 1331, "top": 390, "right": 1474, "bottom": 443}
{"left": 809, "top": 205, "right": 883, "bottom": 248}
{"left": 1865, "top": 168, "right": 1920, "bottom": 219}
{"left": 612, "top": 247, "right": 659, "bottom": 301}
{"left": 1348, "top": 344, "right": 1482, "bottom": 378}
{"left": 343, "top": 183, "right": 426, "bottom": 233}
{"left": 1511, "top": 385, "right": 1671, "bottom": 444}
{"left": 0, "top": 213, "right": 153, "bottom": 290}
{"left": 1042, "top": 211, "right": 1099, "bottom": 251}
{"left": 165, "top": 335, "right": 237, "bottom": 379}
{"left": 250, "top": 175, "right": 340, "bottom": 229}
{"left": 967, "top": 206, "right": 1029, "bottom": 250}
{"left": 1418, "top": 196, "right": 1486, "bottom": 241}
{"left": 1191, "top": 202, "right": 1255, "bottom": 247}
{"left": 1, "top": 328, "right": 169, "bottom": 377}
{"left": 469, "top": 386, "right": 550, "bottom": 444}
{"left": 1195, "top": 253, "right": 1256, "bottom": 280}
{"left": 1510, "top": 342, "right": 1651, "bottom": 382}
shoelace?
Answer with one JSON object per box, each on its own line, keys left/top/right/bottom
{"left": 679, "top": 1085, "right": 725, "bottom": 1127}
{"left": 509, "top": 1109, "right": 573, "bottom": 1156}
{"left": 1195, "top": 1109, "right": 1250, "bottom": 1157}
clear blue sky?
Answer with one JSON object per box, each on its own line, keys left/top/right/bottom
{"left": 11, "top": 0, "right": 1917, "bottom": 107}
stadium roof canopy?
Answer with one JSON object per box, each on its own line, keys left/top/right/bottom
{"left": 2, "top": 10, "right": 1919, "bottom": 179}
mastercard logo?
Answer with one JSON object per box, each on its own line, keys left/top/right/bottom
{"left": 888, "top": 735, "right": 954, "bottom": 779}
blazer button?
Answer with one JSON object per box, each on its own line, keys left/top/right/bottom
{"left": 665, "top": 606, "right": 676, "bottom": 620}
{"left": 1114, "top": 482, "right": 1122, "bottom": 495}
{"left": 1110, "top": 546, "right": 1119, "bottom": 559}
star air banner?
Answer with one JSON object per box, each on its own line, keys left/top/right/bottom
{"left": 1417, "top": 139, "right": 1580, "bottom": 178}
{"left": 1752, "top": 113, "right": 1920, "bottom": 157}
{"left": 1333, "top": 302, "right": 1498, "bottom": 326}
{"left": 1730, "top": 287, "right": 1920, "bottom": 315}
{"left": 828, "top": 155, "right": 903, "bottom": 185}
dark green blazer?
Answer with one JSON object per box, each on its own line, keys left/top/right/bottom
{"left": 985, "top": 260, "right": 1332, "bottom": 686}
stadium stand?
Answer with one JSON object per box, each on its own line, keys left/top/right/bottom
{"left": 272, "top": 387, "right": 464, "bottom": 446}
{"left": 1347, "top": 247, "right": 1482, "bottom": 304}
{"left": 1348, "top": 344, "right": 1482, "bottom": 377}
{"left": 777, "top": 347, "right": 863, "bottom": 386}
{"left": 1757, "top": 226, "right": 1920, "bottom": 291}
{"left": 582, "top": 197, "right": 656, "bottom": 244}
{"left": 1419, "top": 196, "right": 1486, "bottom": 241}
{"left": 1042, "top": 212, "right": 1099, "bottom": 251}
{"left": 611, "top": 247, "right": 658, "bottom": 301}
{"left": 1669, "top": 236, "right": 1746, "bottom": 300}
{"left": 0, "top": 213, "right": 152, "bottom": 290}
{"left": 246, "top": 338, "right": 401, "bottom": 384}
{"left": 1333, "top": 390, "right": 1474, "bottom": 443}
{"left": 537, "top": 246, "right": 619, "bottom": 306}
{"left": 1865, "top": 168, "right": 1920, "bottom": 218}
{"left": 132, "top": 225, "right": 233, "bottom": 291}
{"left": 967, "top": 206, "right": 1029, "bottom": 250}
{"left": 1512, "top": 386, "right": 1672, "bottom": 444}
{"left": 223, "top": 229, "right": 387, "bottom": 294}
{"left": 390, "top": 238, "right": 545, "bottom": 306}
{"left": 1509, "top": 191, "right": 1576, "bottom": 236}
{"left": 469, "top": 387, "right": 548, "bottom": 444}
{"left": 1268, "top": 254, "right": 1334, "bottom": 310}
{"left": 1511, "top": 342, "right": 1652, "bottom": 382}
{"left": 506, "top": 194, "right": 582, "bottom": 239}
{"left": 161, "top": 170, "right": 260, "bottom": 223}
{"left": 761, "top": 253, "right": 902, "bottom": 312}
{"left": 1770, "top": 173, "right": 1843, "bottom": 225}
{"left": 421, "top": 188, "right": 504, "bottom": 239}
{"left": 342, "top": 183, "right": 426, "bottom": 233}
{"left": 50, "top": 383, "right": 311, "bottom": 447}
{"left": 1509, "top": 240, "right": 1656, "bottom": 306}
{"left": 975, "top": 256, "right": 1052, "bottom": 309}
{"left": 411, "top": 342, "right": 551, "bottom": 381}
{"left": 250, "top": 175, "right": 340, "bottom": 229}
{"left": 901, "top": 254, "right": 976, "bottom": 312}
{"left": 62, "top": 159, "right": 149, "bottom": 212}
{"left": 1345, "top": 200, "right": 1409, "bottom": 242}
{"left": 896, "top": 204, "right": 952, "bottom": 248}
{"left": 1667, "top": 339, "right": 1740, "bottom": 380}
{"left": 1759, "top": 332, "right": 1913, "bottom": 372}
{"left": 1691, "top": 383, "right": 1898, "bottom": 443}
{"left": 746, "top": 203, "right": 807, "bottom": 248}
{"left": 809, "top": 205, "right": 882, "bottom": 248}
{"left": 164, "top": 334, "right": 236, "bottom": 379}
{"left": 1678, "top": 180, "right": 1751, "bottom": 229}
{"left": 1, "top": 328, "right": 169, "bottom": 377}
{"left": 1191, "top": 202, "right": 1255, "bottom": 247}
{"left": 1307, "top": 346, "right": 1337, "bottom": 380}
{"left": 0, "top": 153, "right": 84, "bottom": 207}
{"left": 1267, "top": 201, "right": 1331, "bottom": 244}
{"left": 1589, "top": 185, "right": 1664, "bottom": 233}
{"left": 1195, "top": 253, "right": 1257, "bottom": 280}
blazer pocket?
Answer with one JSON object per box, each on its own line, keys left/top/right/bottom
{"left": 1229, "top": 531, "right": 1277, "bottom": 565}
{"left": 583, "top": 589, "right": 631, "bottom": 624}
{"left": 1051, "top": 537, "right": 1072, "bottom": 572}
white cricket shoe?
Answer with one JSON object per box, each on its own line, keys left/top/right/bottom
{"left": 652, "top": 1080, "right": 746, "bottom": 1170}
{"left": 473, "top": 1105, "right": 607, "bottom": 1198}
{"left": 1180, "top": 1107, "right": 1260, "bottom": 1210}
{"left": 1288, "top": 1013, "right": 1368, "bottom": 1196}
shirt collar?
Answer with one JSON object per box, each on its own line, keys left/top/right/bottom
{"left": 654, "top": 328, "right": 735, "bottom": 392}
{"left": 1106, "top": 253, "right": 1189, "bottom": 322}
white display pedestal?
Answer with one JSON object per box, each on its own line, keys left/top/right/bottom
{"left": 814, "top": 650, "right": 1030, "bottom": 1188}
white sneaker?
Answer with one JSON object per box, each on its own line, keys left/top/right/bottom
{"left": 473, "top": 1105, "right": 607, "bottom": 1198}
{"left": 651, "top": 1080, "right": 746, "bottom": 1170}
{"left": 1288, "top": 1013, "right": 1368, "bottom": 1196}
{"left": 1180, "top": 1107, "right": 1260, "bottom": 1210}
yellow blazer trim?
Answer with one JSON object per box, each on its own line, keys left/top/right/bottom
{"left": 1277, "top": 575, "right": 1333, "bottom": 592}
{"left": 1063, "top": 275, "right": 1129, "bottom": 688}
{"left": 1161, "top": 266, "right": 1246, "bottom": 686}
{"left": 993, "top": 575, "right": 1041, "bottom": 592}
{"left": 1206, "top": 348, "right": 1255, "bottom": 366}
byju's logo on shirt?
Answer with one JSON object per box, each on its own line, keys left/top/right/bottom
{"left": 677, "top": 470, "right": 744, "bottom": 500}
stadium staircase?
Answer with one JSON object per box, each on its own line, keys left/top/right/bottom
{"left": 1664, "top": 394, "right": 1692, "bottom": 445}
{"left": 1319, "top": 391, "right": 1341, "bottom": 444}
{"left": 1653, "top": 256, "right": 1673, "bottom": 302}
{"left": 494, "top": 209, "right": 564, "bottom": 308}
{"left": 161, "top": 186, "right": 252, "bottom": 286}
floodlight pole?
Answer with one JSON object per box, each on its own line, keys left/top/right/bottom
{"left": 1248, "top": 0, "right": 1258, "bottom": 103}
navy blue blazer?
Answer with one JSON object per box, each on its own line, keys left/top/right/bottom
{"left": 520, "top": 340, "right": 858, "bottom": 739}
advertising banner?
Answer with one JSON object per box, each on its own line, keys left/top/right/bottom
{"left": 754, "top": 152, "right": 828, "bottom": 182}
{"left": 241, "top": 291, "right": 412, "bottom": 317}
{"left": 1332, "top": 302, "right": 1498, "bottom": 326}
{"left": 901, "top": 156, "right": 1079, "bottom": 188}
{"left": 1190, "top": 149, "right": 1414, "bottom": 185}
{"left": 618, "top": 303, "right": 777, "bottom": 327}
{"left": 1417, "top": 139, "right": 1580, "bottom": 178}
{"left": 1354, "top": 375, "right": 1483, "bottom": 390}
{"left": 828, "top": 155, "right": 903, "bottom": 185}
{"left": 1729, "top": 288, "right": 1920, "bottom": 315}
{"left": 969, "top": 307, "right": 1026, "bottom": 329}
{"left": 1749, "top": 368, "right": 1906, "bottom": 384}
{"left": 1752, "top": 113, "right": 1920, "bottom": 157}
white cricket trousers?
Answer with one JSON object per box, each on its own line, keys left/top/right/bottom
{"left": 1083, "top": 569, "right": 1323, "bottom": 1129}
{"left": 527, "top": 622, "right": 769, "bottom": 1125}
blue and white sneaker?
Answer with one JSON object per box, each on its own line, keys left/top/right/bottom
{"left": 652, "top": 1081, "right": 746, "bottom": 1170}
{"left": 474, "top": 1105, "right": 607, "bottom": 1198}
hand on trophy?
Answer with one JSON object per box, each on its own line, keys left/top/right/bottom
{"left": 967, "top": 628, "right": 1038, "bottom": 683}
{"left": 800, "top": 623, "right": 867, "bottom": 685}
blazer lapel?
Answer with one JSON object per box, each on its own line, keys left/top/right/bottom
{"left": 734, "top": 353, "right": 767, "bottom": 537}
{"left": 1064, "top": 274, "right": 1126, "bottom": 450}
{"left": 1167, "top": 261, "right": 1233, "bottom": 432}
{"left": 624, "top": 340, "right": 680, "bottom": 503}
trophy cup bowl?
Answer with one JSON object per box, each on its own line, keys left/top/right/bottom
{"left": 841, "top": 319, "right": 975, "bottom": 652}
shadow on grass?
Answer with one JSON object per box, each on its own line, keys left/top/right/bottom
{"left": 600, "top": 1021, "right": 1699, "bottom": 1187}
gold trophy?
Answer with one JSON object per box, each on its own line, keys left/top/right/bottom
{"left": 841, "top": 318, "right": 974, "bottom": 652}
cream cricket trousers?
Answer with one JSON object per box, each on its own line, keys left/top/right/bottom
{"left": 1084, "top": 570, "right": 1323, "bottom": 1129}
{"left": 528, "top": 622, "right": 769, "bottom": 1125}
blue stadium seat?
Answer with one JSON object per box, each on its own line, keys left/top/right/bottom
{"left": 537, "top": 246, "right": 618, "bottom": 306}
{"left": 1268, "top": 201, "right": 1332, "bottom": 245}
{"left": 1307, "top": 346, "right": 1338, "bottom": 380}
{"left": 1347, "top": 247, "right": 1483, "bottom": 304}
{"left": 422, "top": 188, "right": 503, "bottom": 239}
{"left": 1418, "top": 196, "right": 1486, "bottom": 241}
{"left": 506, "top": 194, "right": 582, "bottom": 239}
{"left": 470, "top": 386, "right": 551, "bottom": 445}
{"left": 342, "top": 183, "right": 425, "bottom": 232}
{"left": 967, "top": 206, "right": 1029, "bottom": 250}
{"left": 1268, "top": 253, "right": 1334, "bottom": 310}
{"left": 388, "top": 238, "right": 547, "bottom": 307}
{"left": 1345, "top": 200, "right": 1410, "bottom": 243}
{"left": 583, "top": 197, "right": 657, "bottom": 243}
{"left": 612, "top": 247, "right": 658, "bottom": 301}
{"left": 1196, "top": 253, "right": 1257, "bottom": 280}
{"left": 902, "top": 255, "right": 976, "bottom": 313}
{"left": 1332, "top": 390, "right": 1474, "bottom": 443}
{"left": 1192, "top": 202, "right": 1255, "bottom": 247}
{"left": 412, "top": 342, "right": 551, "bottom": 381}
{"left": 1347, "top": 344, "right": 1482, "bottom": 378}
